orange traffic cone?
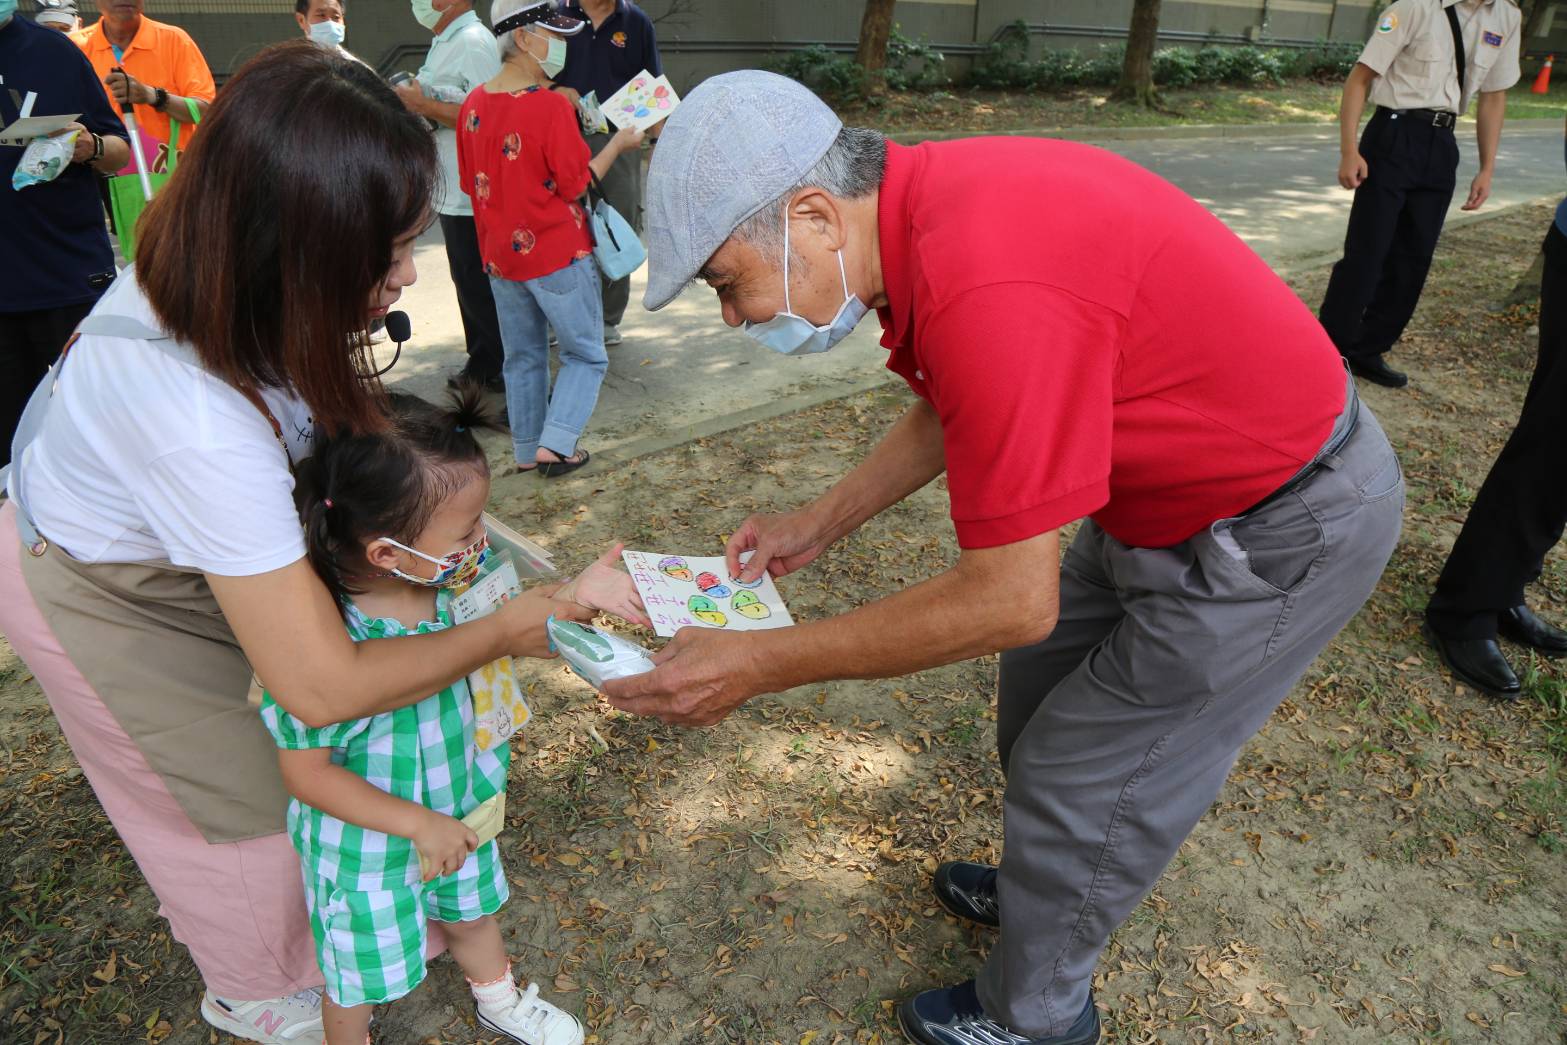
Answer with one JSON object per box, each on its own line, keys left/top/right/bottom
{"left": 1532, "top": 54, "right": 1554, "bottom": 94}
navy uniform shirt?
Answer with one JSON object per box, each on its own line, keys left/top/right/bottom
{"left": 557, "top": 1, "right": 661, "bottom": 110}
{"left": 0, "top": 15, "right": 127, "bottom": 312}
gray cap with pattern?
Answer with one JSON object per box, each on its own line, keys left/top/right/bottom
{"left": 642, "top": 70, "right": 842, "bottom": 312}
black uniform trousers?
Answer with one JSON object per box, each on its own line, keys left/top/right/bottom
{"left": 1318, "top": 108, "right": 1460, "bottom": 362}
{"left": 1, "top": 298, "right": 99, "bottom": 468}
{"left": 439, "top": 212, "right": 506, "bottom": 382}
{"left": 1427, "top": 224, "right": 1567, "bottom": 640}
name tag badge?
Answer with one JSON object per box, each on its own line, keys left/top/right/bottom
{"left": 1483, "top": 30, "right": 1503, "bottom": 46}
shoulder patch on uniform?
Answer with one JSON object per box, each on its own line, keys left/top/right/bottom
{"left": 1377, "top": 12, "right": 1398, "bottom": 32}
{"left": 1482, "top": 30, "right": 1503, "bottom": 45}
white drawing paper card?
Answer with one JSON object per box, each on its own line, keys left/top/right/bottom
{"left": 602, "top": 71, "right": 679, "bottom": 132}
{"left": 622, "top": 550, "right": 794, "bottom": 637}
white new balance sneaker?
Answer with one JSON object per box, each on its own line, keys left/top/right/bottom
{"left": 477, "top": 983, "right": 585, "bottom": 1045}
{"left": 200, "top": 987, "right": 325, "bottom": 1044}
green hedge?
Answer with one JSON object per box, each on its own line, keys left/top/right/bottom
{"left": 770, "top": 22, "right": 1361, "bottom": 102}
{"left": 970, "top": 28, "right": 1360, "bottom": 91}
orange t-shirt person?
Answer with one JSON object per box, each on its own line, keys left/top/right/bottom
{"left": 73, "top": 0, "right": 214, "bottom": 171}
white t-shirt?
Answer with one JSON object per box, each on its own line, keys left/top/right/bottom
{"left": 10, "top": 273, "right": 317, "bottom": 576}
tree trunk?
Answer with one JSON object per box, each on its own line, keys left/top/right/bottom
{"left": 1502, "top": 249, "right": 1546, "bottom": 308}
{"left": 1112, "top": 0, "right": 1163, "bottom": 106}
{"left": 1519, "top": 0, "right": 1551, "bottom": 43}
{"left": 856, "top": 0, "right": 898, "bottom": 74}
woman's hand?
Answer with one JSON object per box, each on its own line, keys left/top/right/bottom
{"left": 555, "top": 543, "right": 651, "bottom": 627}
{"left": 411, "top": 809, "right": 477, "bottom": 882}
{"left": 611, "top": 126, "right": 645, "bottom": 155}
{"left": 497, "top": 584, "right": 592, "bottom": 659}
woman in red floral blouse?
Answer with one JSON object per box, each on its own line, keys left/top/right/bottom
{"left": 457, "top": 0, "right": 641, "bottom": 477}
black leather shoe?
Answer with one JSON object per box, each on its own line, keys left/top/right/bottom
{"left": 1346, "top": 355, "right": 1409, "bottom": 388}
{"left": 1499, "top": 605, "right": 1567, "bottom": 657}
{"left": 932, "top": 862, "right": 999, "bottom": 928}
{"left": 1423, "top": 623, "right": 1522, "bottom": 699}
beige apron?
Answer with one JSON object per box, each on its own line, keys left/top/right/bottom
{"left": 17, "top": 546, "right": 288, "bottom": 842}
{"left": 5, "top": 307, "right": 292, "bottom": 844}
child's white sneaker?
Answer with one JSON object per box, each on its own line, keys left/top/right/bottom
{"left": 200, "top": 987, "right": 325, "bottom": 1044}
{"left": 476, "top": 982, "right": 585, "bottom": 1045}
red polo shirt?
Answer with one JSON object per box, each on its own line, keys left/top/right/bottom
{"left": 876, "top": 138, "right": 1345, "bottom": 550}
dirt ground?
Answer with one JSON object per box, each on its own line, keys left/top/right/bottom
{"left": 4, "top": 203, "right": 1565, "bottom": 1045}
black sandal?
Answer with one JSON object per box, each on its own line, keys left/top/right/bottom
{"left": 536, "top": 449, "right": 590, "bottom": 478}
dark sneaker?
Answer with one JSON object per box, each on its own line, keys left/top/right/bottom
{"left": 897, "top": 980, "right": 1100, "bottom": 1045}
{"left": 932, "top": 861, "right": 999, "bottom": 928}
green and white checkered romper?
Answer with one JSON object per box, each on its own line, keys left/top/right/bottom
{"left": 260, "top": 594, "right": 511, "bottom": 1006}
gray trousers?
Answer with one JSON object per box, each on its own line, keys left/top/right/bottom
{"left": 585, "top": 131, "right": 642, "bottom": 328}
{"left": 976, "top": 392, "right": 1404, "bottom": 1037}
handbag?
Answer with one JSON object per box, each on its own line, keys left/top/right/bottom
{"left": 107, "top": 97, "right": 201, "bottom": 260}
{"left": 586, "top": 170, "right": 646, "bottom": 281}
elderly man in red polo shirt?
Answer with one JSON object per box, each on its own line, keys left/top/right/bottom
{"left": 605, "top": 71, "right": 1404, "bottom": 1045}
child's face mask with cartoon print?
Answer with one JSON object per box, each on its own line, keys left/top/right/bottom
{"left": 378, "top": 533, "right": 490, "bottom": 589}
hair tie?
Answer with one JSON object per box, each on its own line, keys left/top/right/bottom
{"left": 323, "top": 498, "right": 334, "bottom": 509}
{"left": 455, "top": 425, "right": 467, "bottom": 433}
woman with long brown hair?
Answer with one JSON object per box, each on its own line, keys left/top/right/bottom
{"left": 0, "top": 41, "right": 590, "bottom": 1045}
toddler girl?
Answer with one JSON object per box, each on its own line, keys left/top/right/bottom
{"left": 260, "top": 389, "right": 643, "bottom": 1044}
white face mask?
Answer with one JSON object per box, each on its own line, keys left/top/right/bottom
{"left": 743, "top": 219, "right": 869, "bottom": 356}
{"left": 308, "top": 19, "right": 346, "bottom": 48}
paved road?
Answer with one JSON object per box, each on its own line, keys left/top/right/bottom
{"left": 388, "top": 123, "right": 1565, "bottom": 464}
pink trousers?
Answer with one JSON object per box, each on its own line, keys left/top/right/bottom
{"left": 0, "top": 503, "right": 444, "bottom": 1000}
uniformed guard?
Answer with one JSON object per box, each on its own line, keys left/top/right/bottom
{"left": 1319, "top": 0, "right": 1522, "bottom": 388}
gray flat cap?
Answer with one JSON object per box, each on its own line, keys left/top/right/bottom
{"left": 643, "top": 70, "right": 842, "bottom": 312}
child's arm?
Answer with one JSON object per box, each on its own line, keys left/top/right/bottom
{"left": 555, "top": 542, "right": 651, "bottom": 627}
{"left": 278, "top": 748, "right": 478, "bottom": 881}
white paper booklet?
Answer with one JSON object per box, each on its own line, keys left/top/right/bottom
{"left": 602, "top": 70, "right": 679, "bottom": 132}
{"left": 451, "top": 554, "right": 522, "bottom": 626}
{"left": 621, "top": 550, "right": 794, "bottom": 638}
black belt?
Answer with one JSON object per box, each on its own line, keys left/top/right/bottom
{"left": 1377, "top": 105, "right": 1458, "bottom": 128}
{"left": 1239, "top": 385, "right": 1362, "bottom": 519}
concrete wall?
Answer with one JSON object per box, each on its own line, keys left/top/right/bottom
{"left": 20, "top": 0, "right": 1567, "bottom": 88}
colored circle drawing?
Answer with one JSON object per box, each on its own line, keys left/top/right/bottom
{"left": 731, "top": 590, "right": 770, "bottom": 621}
{"left": 659, "top": 556, "right": 693, "bottom": 582}
{"left": 688, "top": 595, "right": 727, "bottom": 628}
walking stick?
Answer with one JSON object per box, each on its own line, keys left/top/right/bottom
{"left": 112, "top": 67, "right": 154, "bottom": 201}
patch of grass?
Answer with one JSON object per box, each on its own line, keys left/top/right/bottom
{"left": 942, "top": 701, "right": 986, "bottom": 746}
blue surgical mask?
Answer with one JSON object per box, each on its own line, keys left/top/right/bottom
{"left": 308, "top": 19, "right": 346, "bottom": 48}
{"left": 528, "top": 31, "right": 568, "bottom": 78}
{"left": 744, "top": 220, "right": 868, "bottom": 356}
{"left": 410, "top": 0, "right": 442, "bottom": 30}
{"left": 0, "top": 0, "right": 17, "bottom": 21}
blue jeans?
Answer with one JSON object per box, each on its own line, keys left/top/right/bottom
{"left": 489, "top": 256, "right": 606, "bottom": 462}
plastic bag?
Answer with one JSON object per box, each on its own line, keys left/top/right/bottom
{"left": 546, "top": 617, "right": 656, "bottom": 691}
{"left": 578, "top": 90, "right": 609, "bottom": 134}
{"left": 12, "top": 129, "right": 78, "bottom": 190}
